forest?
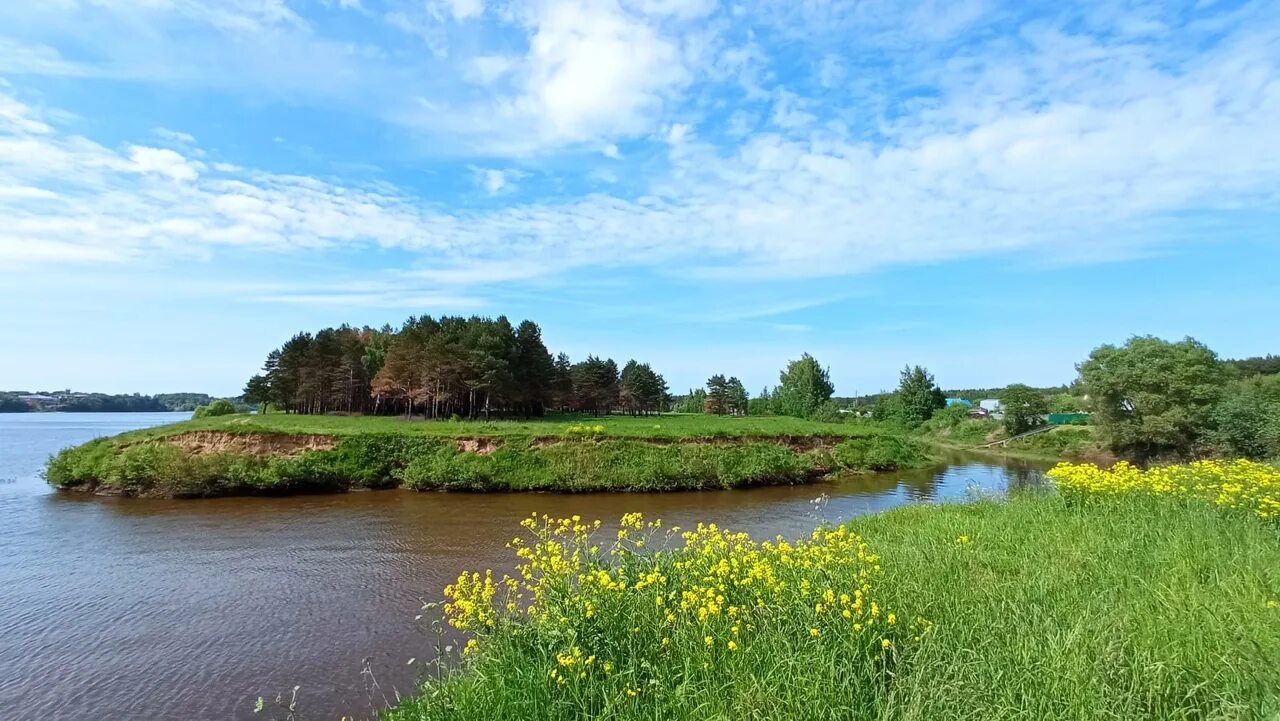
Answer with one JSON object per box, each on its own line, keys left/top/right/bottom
{"left": 242, "top": 315, "right": 670, "bottom": 419}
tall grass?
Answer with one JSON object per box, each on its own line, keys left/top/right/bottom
{"left": 386, "top": 492, "right": 1280, "bottom": 721}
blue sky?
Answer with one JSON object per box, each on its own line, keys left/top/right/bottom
{"left": 1, "top": 0, "right": 1278, "bottom": 397}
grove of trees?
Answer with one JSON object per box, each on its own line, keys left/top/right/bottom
{"left": 243, "top": 315, "right": 669, "bottom": 419}
{"left": 705, "top": 375, "right": 749, "bottom": 415}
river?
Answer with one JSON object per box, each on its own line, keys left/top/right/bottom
{"left": 0, "top": 412, "right": 1049, "bottom": 721}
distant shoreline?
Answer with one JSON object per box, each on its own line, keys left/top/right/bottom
{"left": 0, "top": 409, "right": 194, "bottom": 414}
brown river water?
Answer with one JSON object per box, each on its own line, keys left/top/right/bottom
{"left": 0, "top": 413, "right": 1049, "bottom": 721}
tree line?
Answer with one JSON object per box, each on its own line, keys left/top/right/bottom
{"left": 868, "top": 336, "right": 1280, "bottom": 462}
{"left": 242, "top": 316, "right": 670, "bottom": 419}
{"left": 0, "top": 391, "right": 222, "bottom": 413}
{"left": 670, "top": 354, "right": 838, "bottom": 419}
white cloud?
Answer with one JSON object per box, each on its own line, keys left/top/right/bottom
{"left": 602, "top": 143, "right": 622, "bottom": 159}
{"left": 2, "top": 5, "right": 1279, "bottom": 291}
{"left": 525, "top": 0, "right": 684, "bottom": 143}
{"left": 0, "top": 238, "right": 126, "bottom": 264}
{"left": 402, "top": 0, "right": 692, "bottom": 153}
{"left": 0, "top": 38, "right": 103, "bottom": 77}
{"left": 154, "top": 128, "right": 197, "bottom": 144}
{"left": 0, "top": 185, "right": 57, "bottom": 199}
{"left": 127, "top": 146, "right": 204, "bottom": 181}
{"left": 0, "top": 93, "right": 53, "bottom": 134}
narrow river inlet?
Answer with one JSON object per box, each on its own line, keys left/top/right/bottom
{"left": 0, "top": 413, "right": 1048, "bottom": 721}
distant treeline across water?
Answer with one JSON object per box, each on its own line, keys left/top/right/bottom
{"left": 0, "top": 391, "right": 222, "bottom": 413}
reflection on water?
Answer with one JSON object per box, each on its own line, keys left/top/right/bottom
{"left": 0, "top": 414, "right": 1047, "bottom": 721}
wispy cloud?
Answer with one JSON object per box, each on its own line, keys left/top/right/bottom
{"left": 1, "top": 0, "right": 1279, "bottom": 292}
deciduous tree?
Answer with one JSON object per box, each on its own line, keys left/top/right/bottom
{"left": 1079, "top": 335, "right": 1227, "bottom": 460}
{"left": 1000, "top": 384, "right": 1049, "bottom": 436}
{"left": 774, "top": 354, "right": 835, "bottom": 418}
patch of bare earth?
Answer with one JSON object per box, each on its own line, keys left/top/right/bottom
{"left": 457, "top": 438, "right": 503, "bottom": 455}
{"left": 160, "top": 431, "right": 337, "bottom": 456}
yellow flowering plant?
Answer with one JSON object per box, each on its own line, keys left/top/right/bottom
{"left": 1049, "top": 459, "right": 1280, "bottom": 521}
{"left": 442, "top": 512, "right": 925, "bottom": 707}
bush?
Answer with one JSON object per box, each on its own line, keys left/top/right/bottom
{"left": 948, "top": 419, "right": 999, "bottom": 445}
{"left": 103, "top": 443, "right": 188, "bottom": 494}
{"left": 1210, "top": 378, "right": 1280, "bottom": 460}
{"left": 833, "top": 434, "right": 929, "bottom": 471}
{"left": 45, "top": 439, "right": 116, "bottom": 489}
{"left": 1008, "top": 428, "right": 1094, "bottom": 456}
{"left": 809, "top": 401, "right": 847, "bottom": 424}
{"left": 193, "top": 399, "right": 238, "bottom": 418}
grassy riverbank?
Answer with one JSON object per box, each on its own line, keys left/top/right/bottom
{"left": 922, "top": 418, "right": 1104, "bottom": 462}
{"left": 45, "top": 414, "right": 931, "bottom": 497}
{"left": 386, "top": 461, "right": 1280, "bottom": 721}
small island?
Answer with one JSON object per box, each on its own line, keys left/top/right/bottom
{"left": 44, "top": 413, "right": 929, "bottom": 497}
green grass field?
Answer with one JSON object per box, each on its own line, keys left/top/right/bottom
{"left": 922, "top": 419, "right": 1103, "bottom": 462}
{"left": 385, "top": 491, "right": 1280, "bottom": 721}
{"left": 105, "top": 412, "right": 873, "bottom": 442}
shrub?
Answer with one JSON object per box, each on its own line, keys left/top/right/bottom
{"left": 948, "top": 419, "right": 999, "bottom": 445}
{"left": 834, "top": 434, "right": 929, "bottom": 471}
{"left": 1008, "top": 428, "right": 1094, "bottom": 456}
{"left": 45, "top": 439, "right": 116, "bottom": 489}
{"left": 103, "top": 443, "right": 187, "bottom": 493}
{"left": 1210, "top": 379, "right": 1280, "bottom": 460}
{"left": 931, "top": 403, "right": 972, "bottom": 429}
{"left": 193, "top": 399, "right": 238, "bottom": 418}
{"left": 810, "top": 401, "right": 846, "bottom": 424}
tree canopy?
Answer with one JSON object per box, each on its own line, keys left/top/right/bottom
{"left": 895, "top": 365, "right": 945, "bottom": 426}
{"left": 1079, "top": 335, "right": 1228, "bottom": 459}
{"left": 1000, "top": 384, "right": 1049, "bottom": 436}
{"left": 1226, "top": 354, "right": 1280, "bottom": 378}
{"left": 1209, "top": 375, "right": 1280, "bottom": 460}
{"left": 247, "top": 315, "right": 668, "bottom": 419}
{"left": 619, "top": 361, "right": 670, "bottom": 415}
{"left": 774, "top": 354, "right": 835, "bottom": 419}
